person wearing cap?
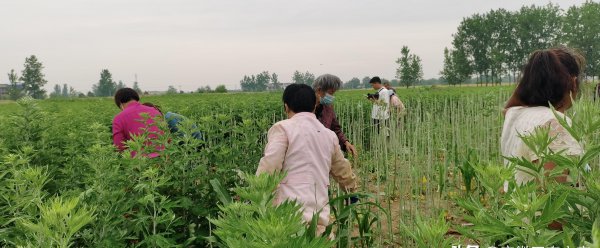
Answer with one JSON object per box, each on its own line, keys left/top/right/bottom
{"left": 313, "top": 74, "right": 358, "bottom": 158}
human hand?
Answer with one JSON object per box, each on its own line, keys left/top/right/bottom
{"left": 345, "top": 141, "right": 358, "bottom": 158}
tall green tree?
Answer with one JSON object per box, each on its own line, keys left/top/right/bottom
{"left": 255, "top": 71, "right": 270, "bottom": 91}
{"left": 132, "top": 81, "right": 142, "bottom": 94}
{"left": 465, "top": 14, "right": 492, "bottom": 85}
{"left": 344, "top": 77, "right": 360, "bottom": 89}
{"left": 303, "top": 71, "right": 315, "bottom": 87}
{"left": 409, "top": 55, "right": 424, "bottom": 87}
{"left": 441, "top": 48, "right": 460, "bottom": 85}
{"left": 499, "top": 10, "right": 522, "bottom": 83}
{"left": 487, "top": 9, "right": 513, "bottom": 85}
{"left": 396, "top": 46, "right": 412, "bottom": 87}
{"left": 292, "top": 71, "right": 304, "bottom": 85}
{"left": 240, "top": 71, "right": 275, "bottom": 91}
{"left": 20, "top": 55, "right": 47, "bottom": 99}
{"left": 240, "top": 75, "right": 257, "bottom": 91}
{"left": 69, "top": 86, "right": 77, "bottom": 98}
{"left": 396, "top": 46, "right": 422, "bottom": 88}
{"left": 167, "top": 85, "right": 178, "bottom": 94}
{"left": 291, "top": 71, "right": 315, "bottom": 86}
{"left": 92, "top": 69, "right": 117, "bottom": 97}
{"left": 362, "top": 76, "right": 371, "bottom": 89}
{"left": 563, "top": 1, "right": 600, "bottom": 81}
{"left": 50, "top": 84, "right": 62, "bottom": 98}
{"left": 516, "top": 4, "right": 562, "bottom": 56}
{"left": 7, "top": 69, "right": 23, "bottom": 100}
{"left": 271, "top": 73, "right": 282, "bottom": 90}
{"left": 452, "top": 48, "right": 472, "bottom": 85}
{"left": 451, "top": 21, "right": 473, "bottom": 85}
{"left": 215, "top": 85, "right": 228, "bottom": 93}
{"left": 62, "top": 84, "right": 69, "bottom": 97}
{"left": 116, "top": 80, "right": 126, "bottom": 90}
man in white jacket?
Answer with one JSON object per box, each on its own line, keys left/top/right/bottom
{"left": 368, "top": 77, "right": 390, "bottom": 134}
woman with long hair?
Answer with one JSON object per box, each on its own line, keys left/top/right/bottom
{"left": 501, "top": 47, "right": 585, "bottom": 192}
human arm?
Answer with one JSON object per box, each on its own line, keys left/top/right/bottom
{"left": 330, "top": 145, "right": 358, "bottom": 192}
{"left": 256, "top": 124, "right": 288, "bottom": 175}
{"left": 112, "top": 117, "right": 126, "bottom": 151}
{"left": 329, "top": 111, "right": 358, "bottom": 158}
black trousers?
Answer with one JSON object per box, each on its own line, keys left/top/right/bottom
{"left": 372, "top": 118, "right": 388, "bottom": 134}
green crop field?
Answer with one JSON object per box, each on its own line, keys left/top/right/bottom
{"left": 1, "top": 84, "right": 599, "bottom": 247}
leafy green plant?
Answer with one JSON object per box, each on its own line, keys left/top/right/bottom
{"left": 19, "top": 197, "right": 95, "bottom": 248}
{"left": 456, "top": 99, "right": 600, "bottom": 247}
{"left": 209, "top": 172, "right": 333, "bottom": 248}
{"left": 458, "top": 149, "right": 478, "bottom": 195}
{"left": 400, "top": 212, "right": 457, "bottom": 248}
{"left": 0, "top": 153, "right": 49, "bottom": 246}
{"left": 326, "top": 192, "right": 388, "bottom": 248}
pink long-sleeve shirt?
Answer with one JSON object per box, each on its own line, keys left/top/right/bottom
{"left": 112, "top": 101, "right": 163, "bottom": 157}
{"left": 256, "top": 112, "right": 357, "bottom": 231}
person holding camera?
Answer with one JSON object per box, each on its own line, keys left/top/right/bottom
{"left": 368, "top": 76, "right": 391, "bottom": 133}
{"left": 313, "top": 74, "right": 358, "bottom": 158}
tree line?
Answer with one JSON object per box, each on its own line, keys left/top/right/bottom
{"left": 441, "top": 1, "right": 600, "bottom": 86}
{"left": 3, "top": 55, "right": 228, "bottom": 100}
{"left": 240, "top": 54, "right": 425, "bottom": 92}
{"left": 3, "top": 56, "right": 147, "bottom": 100}
{"left": 90, "top": 69, "right": 143, "bottom": 97}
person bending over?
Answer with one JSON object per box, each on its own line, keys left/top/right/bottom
{"left": 112, "top": 88, "right": 164, "bottom": 157}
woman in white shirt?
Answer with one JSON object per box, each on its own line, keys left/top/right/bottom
{"left": 501, "top": 47, "right": 585, "bottom": 192}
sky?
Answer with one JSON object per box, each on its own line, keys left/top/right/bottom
{"left": 0, "top": 0, "right": 589, "bottom": 92}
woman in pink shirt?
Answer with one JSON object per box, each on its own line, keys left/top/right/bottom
{"left": 256, "top": 84, "right": 358, "bottom": 234}
{"left": 112, "top": 88, "right": 163, "bottom": 157}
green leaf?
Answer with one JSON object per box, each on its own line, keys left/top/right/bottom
{"left": 210, "top": 179, "right": 232, "bottom": 205}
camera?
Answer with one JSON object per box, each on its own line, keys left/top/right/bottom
{"left": 366, "top": 93, "right": 379, "bottom": 100}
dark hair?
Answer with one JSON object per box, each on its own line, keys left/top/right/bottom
{"left": 114, "top": 88, "right": 140, "bottom": 108}
{"left": 506, "top": 47, "right": 584, "bottom": 110}
{"left": 369, "top": 76, "right": 381, "bottom": 84}
{"left": 142, "top": 102, "right": 163, "bottom": 114}
{"left": 283, "top": 84, "right": 317, "bottom": 113}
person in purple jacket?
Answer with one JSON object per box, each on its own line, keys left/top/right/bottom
{"left": 112, "top": 88, "right": 164, "bottom": 157}
{"left": 313, "top": 74, "right": 358, "bottom": 158}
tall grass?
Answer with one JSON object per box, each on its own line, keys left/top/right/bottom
{"left": 334, "top": 86, "right": 512, "bottom": 246}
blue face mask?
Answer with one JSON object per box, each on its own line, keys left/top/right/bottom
{"left": 320, "top": 93, "right": 335, "bottom": 105}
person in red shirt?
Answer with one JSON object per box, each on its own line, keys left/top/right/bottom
{"left": 112, "top": 88, "right": 163, "bottom": 158}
